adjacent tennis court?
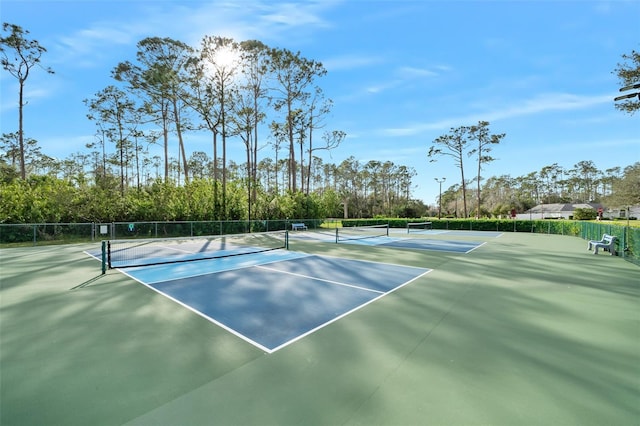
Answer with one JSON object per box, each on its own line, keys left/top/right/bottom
{"left": 2, "top": 230, "right": 639, "bottom": 426}
{"left": 291, "top": 224, "right": 487, "bottom": 253}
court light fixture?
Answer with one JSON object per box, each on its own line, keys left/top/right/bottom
{"left": 614, "top": 92, "right": 640, "bottom": 101}
{"left": 615, "top": 82, "right": 640, "bottom": 102}
{"left": 619, "top": 83, "right": 640, "bottom": 92}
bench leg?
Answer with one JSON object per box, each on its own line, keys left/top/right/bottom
{"left": 593, "top": 245, "right": 615, "bottom": 255}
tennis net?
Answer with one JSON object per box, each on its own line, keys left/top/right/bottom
{"left": 102, "top": 230, "right": 288, "bottom": 269}
{"left": 407, "top": 221, "right": 432, "bottom": 233}
{"left": 336, "top": 224, "right": 389, "bottom": 242}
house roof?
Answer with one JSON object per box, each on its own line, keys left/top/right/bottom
{"left": 526, "top": 203, "right": 602, "bottom": 213}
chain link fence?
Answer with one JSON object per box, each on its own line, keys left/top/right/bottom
{"left": 1, "top": 219, "right": 637, "bottom": 266}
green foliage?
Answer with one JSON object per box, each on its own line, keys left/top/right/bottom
{"left": 317, "top": 189, "right": 343, "bottom": 218}
{"left": 393, "top": 200, "right": 427, "bottom": 218}
{"left": 0, "top": 160, "right": 19, "bottom": 183}
{"left": 613, "top": 49, "right": 640, "bottom": 115}
{"left": 573, "top": 208, "right": 597, "bottom": 220}
{"left": 0, "top": 176, "right": 346, "bottom": 223}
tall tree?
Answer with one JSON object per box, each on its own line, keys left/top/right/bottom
{"left": 613, "top": 48, "right": 640, "bottom": 115}
{"left": 0, "top": 23, "right": 54, "bottom": 179}
{"left": 84, "top": 86, "right": 140, "bottom": 194}
{"left": 606, "top": 162, "right": 640, "bottom": 207}
{"left": 0, "top": 132, "right": 42, "bottom": 175}
{"left": 198, "top": 36, "right": 241, "bottom": 218}
{"left": 113, "top": 37, "right": 193, "bottom": 184}
{"left": 428, "top": 126, "right": 471, "bottom": 217}
{"left": 269, "top": 121, "right": 287, "bottom": 195}
{"left": 539, "top": 163, "right": 567, "bottom": 202}
{"left": 268, "top": 48, "right": 326, "bottom": 192}
{"left": 468, "top": 121, "right": 505, "bottom": 218}
{"left": 571, "top": 160, "right": 600, "bottom": 202}
{"left": 185, "top": 42, "right": 222, "bottom": 216}
{"left": 303, "top": 88, "right": 338, "bottom": 195}
{"left": 238, "top": 40, "right": 271, "bottom": 208}
{"left": 230, "top": 98, "right": 263, "bottom": 221}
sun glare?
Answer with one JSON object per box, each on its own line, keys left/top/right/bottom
{"left": 214, "top": 46, "right": 240, "bottom": 69}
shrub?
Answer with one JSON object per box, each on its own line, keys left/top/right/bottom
{"left": 573, "top": 208, "right": 597, "bottom": 220}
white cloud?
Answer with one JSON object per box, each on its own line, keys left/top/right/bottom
{"left": 46, "top": 0, "right": 340, "bottom": 69}
{"left": 381, "top": 92, "right": 615, "bottom": 137}
{"left": 365, "top": 80, "right": 402, "bottom": 94}
{"left": 321, "top": 54, "right": 383, "bottom": 72}
{"left": 593, "top": 1, "right": 612, "bottom": 14}
{"left": 260, "top": 2, "right": 330, "bottom": 27}
{"left": 396, "top": 66, "right": 438, "bottom": 79}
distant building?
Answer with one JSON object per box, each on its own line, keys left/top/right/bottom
{"left": 516, "top": 203, "right": 601, "bottom": 220}
{"left": 515, "top": 203, "right": 640, "bottom": 220}
{"left": 602, "top": 206, "right": 640, "bottom": 220}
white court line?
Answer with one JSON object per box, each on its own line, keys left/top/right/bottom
{"left": 267, "top": 267, "right": 433, "bottom": 353}
{"left": 255, "top": 264, "right": 385, "bottom": 294}
{"left": 118, "top": 253, "right": 432, "bottom": 354}
{"left": 465, "top": 241, "right": 488, "bottom": 253}
{"left": 119, "top": 270, "right": 273, "bottom": 353}
{"left": 128, "top": 251, "right": 311, "bottom": 285}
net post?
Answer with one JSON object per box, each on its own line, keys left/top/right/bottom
{"left": 107, "top": 240, "right": 112, "bottom": 269}
{"left": 101, "top": 240, "right": 107, "bottom": 275}
{"left": 386, "top": 223, "right": 389, "bottom": 236}
{"left": 335, "top": 228, "right": 339, "bottom": 243}
{"left": 285, "top": 230, "right": 289, "bottom": 250}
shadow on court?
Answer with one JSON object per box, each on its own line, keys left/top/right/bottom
{"left": 125, "top": 254, "right": 430, "bottom": 352}
{"left": 1, "top": 233, "right": 639, "bottom": 425}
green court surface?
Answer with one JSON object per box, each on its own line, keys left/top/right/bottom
{"left": 1, "top": 231, "right": 638, "bottom": 425}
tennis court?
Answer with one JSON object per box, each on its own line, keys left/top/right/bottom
{"left": 400, "top": 228, "right": 504, "bottom": 238}
{"left": 336, "top": 235, "right": 484, "bottom": 253}
{"left": 1, "top": 231, "right": 639, "bottom": 425}
{"left": 83, "top": 232, "right": 430, "bottom": 352}
{"left": 292, "top": 225, "right": 486, "bottom": 253}
{"left": 103, "top": 250, "right": 430, "bottom": 352}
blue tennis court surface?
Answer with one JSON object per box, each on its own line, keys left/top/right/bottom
{"left": 393, "top": 229, "right": 503, "bottom": 238}
{"left": 290, "top": 229, "right": 491, "bottom": 253}
{"left": 337, "top": 235, "right": 485, "bottom": 253}
{"left": 379, "top": 238, "right": 485, "bottom": 253}
{"left": 121, "top": 253, "right": 431, "bottom": 353}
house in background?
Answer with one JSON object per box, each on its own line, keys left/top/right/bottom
{"left": 515, "top": 203, "right": 640, "bottom": 220}
{"left": 516, "top": 203, "right": 602, "bottom": 220}
{"left": 602, "top": 206, "right": 640, "bottom": 220}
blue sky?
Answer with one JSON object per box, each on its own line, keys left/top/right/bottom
{"left": 1, "top": 0, "right": 638, "bottom": 205}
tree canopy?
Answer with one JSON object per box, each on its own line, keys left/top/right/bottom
{"left": 613, "top": 48, "right": 640, "bottom": 115}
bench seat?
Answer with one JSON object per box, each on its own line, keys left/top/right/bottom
{"left": 291, "top": 223, "right": 307, "bottom": 231}
{"left": 588, "top": 234, "right": 616, "bottom": 256}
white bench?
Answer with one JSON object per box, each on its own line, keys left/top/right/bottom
{"left": 588, "top": 234, "right": 617, "bottom": 255}
{"left": 291, "top": 223, "right": 307, "bottom": 231}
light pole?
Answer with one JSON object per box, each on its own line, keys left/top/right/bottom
{"left": 434, "top": 177, "right": 446, "bottom": 219}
